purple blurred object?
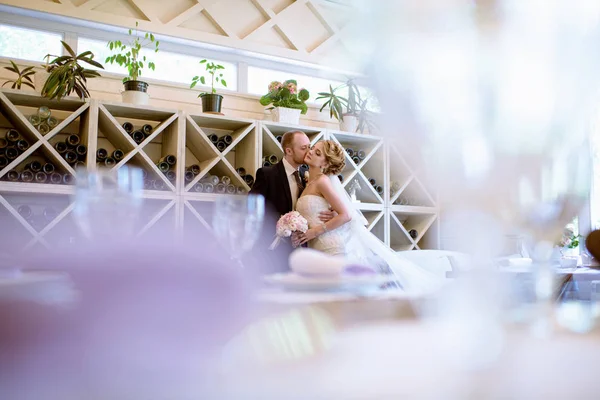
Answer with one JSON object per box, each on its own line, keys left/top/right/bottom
{"left": 343, "top": 264, "right": 377, "bottom": 275}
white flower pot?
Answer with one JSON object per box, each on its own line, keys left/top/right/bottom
{"left": 121, "top": 90, "right": 149, "bottom": 106}
{"left": 271, "top": 107, "right": 301, "bottom": 125}
{"left": 340, "top": 115, "right": 358, "bottom": 133}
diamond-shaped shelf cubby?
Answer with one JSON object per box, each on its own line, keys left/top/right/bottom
{"left": 0, "top": 191, "right": 75, "bottom": 252}
{"left": 185, "top": 113, "right": 256, "bottom": 195}
{"left": 0, "top": 90, "right": 89, "bottom": 186}
{"left": 390, "top": 208, "right": 438, "bottom": 250}
{"left": 182, "top": 199, "right": 219, "bottom": 245}
{"left": 391, "top": 177, "right": 436, "bottom": 208}
{"left": 98, "top": 102, "right": 179, "bottom": 194}
{"left": 135, "top": 198, "right": 177, "bottom": 238}
{"left": 344, "top": 172, "right": 383, "bottom": 205}
{"left": 260, "top": 121, "right": 324, "bottom": 166}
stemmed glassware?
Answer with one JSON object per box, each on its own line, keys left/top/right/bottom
{"left": 72, "top": 166, "right": 144, "bottom": 242}
{"left": 212, "top": 194, "right": 265, "bottom": 268}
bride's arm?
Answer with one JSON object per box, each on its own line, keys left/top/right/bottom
{"left": 297, "top": 177, "right": 351, "bottom": 244}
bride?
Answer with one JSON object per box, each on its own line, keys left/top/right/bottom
{"left": 294, "top": 140, "right": 441, "bottom": 293}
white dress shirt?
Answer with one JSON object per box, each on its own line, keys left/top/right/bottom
{"left": 282, "top": 158, "right": 300, "bottom": 209}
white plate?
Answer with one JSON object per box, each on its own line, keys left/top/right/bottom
{"left": 264, "top": 273, "right": 396, "bottom": 292}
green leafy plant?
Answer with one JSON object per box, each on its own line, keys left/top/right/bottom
{"left": 259, "top": 79, "right": 310, "bottom": 114}
{"left": 105, "top": 22, "right": 159, "bottom": 82}
{"left": 3, "top": 61, "right": 36, "bottom": 90}
{"left": 315, "top": 78, "right": 362, "bottom": 121}
{"left": 356, "top": 96, "right": 379, "bottom": 134}
{"left": 190, "top": 60, "right": 227, "bottom": 95}
{"left": 41, "top": 41, "right": 103, "bottom": 100}
{"left": 316, "top": 84, "right": 348, "bottom": 121}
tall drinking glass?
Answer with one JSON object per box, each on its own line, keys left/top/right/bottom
{"left": 212, "top": 194, "right": 265, "bottom": 268}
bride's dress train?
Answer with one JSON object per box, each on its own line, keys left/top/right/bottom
{"left": 295, "top": 177, "right": 443, "bottom": 293}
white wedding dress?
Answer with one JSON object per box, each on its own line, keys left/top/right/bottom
{"left": 295, "top": 176, "right": 443, "bottom": 293}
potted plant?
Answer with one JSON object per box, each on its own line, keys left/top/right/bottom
{"left": 259, "top": 80, "right": 309, "bottom": 125}
{"left": 3, "top": 61, "right": 36, "bottom": 90}
{"left": 41, "top": 41, "right": 103, "bottom": 100}
{"left": 316, "top": 79, "right": 361, "bottom": 132}
{"left": 105, "top": 22, "right": 159, "bottom": 105}
{"left": 190, "top": 60, "right": 227, "bottom": 114}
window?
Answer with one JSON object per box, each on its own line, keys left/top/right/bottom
{"left": 247, "top": 66, "right": 344, "bottom": 104}
{"left": 0, "top": 24, "right": 63, "bottom": 62}
{"left": 78, "top": 37, "right": 238, "bottom": 90}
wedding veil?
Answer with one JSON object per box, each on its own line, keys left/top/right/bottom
{"left": 328, "top": 175, "right": 442, "bottom": 294}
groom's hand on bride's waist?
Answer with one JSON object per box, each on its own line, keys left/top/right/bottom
{"left": 318, "top": 208, "right": 336, "bottom": 222}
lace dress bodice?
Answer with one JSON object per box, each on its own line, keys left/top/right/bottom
{"left": 295, "top": 195, "right": 350, "bottom": 256}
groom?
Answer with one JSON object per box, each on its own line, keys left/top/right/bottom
{"left": 250, "top": 130, "right": 333, "bottom": 273}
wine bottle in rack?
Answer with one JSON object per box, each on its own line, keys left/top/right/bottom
{"left": 74, "top": 161, "right": 86, "bottom": 169}
{"left": 6, "top": 170, "right": 19, "bottom": 181}
{"left": 35, "top": 171, "right": 47, "bottom": 183}
{"left": 64, "top": 151, "right": 78, "bottom": 164}
{"left": 374, "top": 185, "right": 383, "bottom": 196}
{"left": 17, "top": 205, "right": 32, "bottom": 219}
{"left": 20, "top": 170, "right": 34, "bottom": 182}
{"left": 122, "top": 121, "right": 134, "bottom": 134}
{"left": 226, "top": 184, "right": 236, "bottom": 194}
{"left": 42, "top": 163, "right": 55, "bottom": 174}
{"left": 143, "top": 179, "right": 152, "bottom": 190}
{"left": 368, "top": 178, "right": 376, "bottom": 186}
{"left": 207, "top": 134, "right": 219, "bottom": 144}
{"left": 142, "top": 124, "right": 153, "bottom": 136}
{"left": 131, "top": 130, "right": 145, "bottom": 144}
{"left": 47, "top": 116, "right": 58, "bottom": 129}
{"left": 37, "top": 106, "right": 51, "bottom": 119}
{"left": 0, "top": 137, "right": 7, "bottom": 150}
{"left": 243, "top": 174, "right": 254, "bottom": 187}
{"left": 75, "top": 145, "right": 87, "bottom": 159}
{"left": 262, "top": 160, "right": 271, "bottom": 167}
{"left": 159, "top": 155, "right": 177, "bottom": 166}
{"left": 103, "top": 157, "right": 116, "bottom": 167}
{"left": 38, "top": 122, "right": 50, "bottom": 135}
{"left": 221, "top": 176, "right": 231, "bottom": 185}
{"left": 62, "top": 174, "right": 74, "bottom": 185}
{"left": 165, "top": 170, "right": 176, "bottom": 182}
{"left": 25, "top": 161, "right": 42, "bottom": 173}
{"left": 235, "top": 167, "right": 246, "bottom": 176}
{"left": 43, "top": 207, "right": 57, "bottom": 222}
{"left": 4, "top": 147, "right": 18, "bottom": 160}
{"left": 222, "top": 135, "right": 233, "bottom": 145}
{"left": 352, "top": 156, "right": 360, "bottom": 164}
{"left": 236, "top": 186, "right": 246, "bottom": 195}
{"left": 408, "top": 229, "right": 418, "bottom": 240}
{"left": 276, "top": 135, "right": 283, "bottom": 143}
{"left": 55, "top": 142, "right": 68, "bottom": 154}
{"left": 187, "top": 164, "right": 201, "bottom": 175}
{"left": 184, "top": 170, "right": 195, "bottom": 182}
{"left": 156, "top": 161, "right": 170, "bottom": 173}
{"left": 65, "top": 134, "right": 80, "bottom": 147}
{"left": 5, "top": 129, "right": 19, "bottom": 143}
{"left": 338, "top": 174, "right": 343, "bottom": 182}
{"left": 112, "top": 149, "right": 124, "bottom": 162}
{"left": 202, "top": 175, "right": 219, "bottom": 186}
{"left": 16, "top": 139, "right": 29, "bottom": 152}
{"left": 215, "top": 182, "right": 226, "bottom": 194}
{"left": 268, "top": 154, "right": 279, "bottom": 164}
{"left": 345, "top": 148, "right": 354, "bottom": 157}
{"left": 0, "top": 155, "right": 7, "bottom": 169}
{"left": 357, "top": 150, "right": 366, "bottom": 160}
{"left": 49, "top": 172, "right": 62, "bottom": 184}
{"left": 96, "top": 148, "right": 108, "bottom": 161}
{"left": 216, "top": 141, "right": 227, "bottom": 152}
{"left": 28, "top": 115, "right": 41, "bottom": 127}
{"left": 152, "top": 180, "right": 166, "bottom": 190}
{"left": 203, "top": 183, "right": 214, "bottom": 193}
{"left": 193, "top": 182, "right": 204, "bottom": 192}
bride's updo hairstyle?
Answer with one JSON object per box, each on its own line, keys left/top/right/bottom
{"left": 321, "top": 140, "right": 346, "bottom": 176}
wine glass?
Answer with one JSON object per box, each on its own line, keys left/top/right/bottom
{"left": 73, "top": 166, "right": 144, "bottom": 242}
{"left": 212, "top": 194, "right": 265, "bottom": 268}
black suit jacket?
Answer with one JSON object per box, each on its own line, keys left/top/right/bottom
{"left": 248, "top": 161, "right": 307, "bottom": 273}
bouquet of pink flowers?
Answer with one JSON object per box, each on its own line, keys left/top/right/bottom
{"left": 269, "top": 211, "right": 309, "bottom": 250}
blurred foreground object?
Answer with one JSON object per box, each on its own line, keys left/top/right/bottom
{"left": 586, "top": 230, "right": 600, "bottom": 262}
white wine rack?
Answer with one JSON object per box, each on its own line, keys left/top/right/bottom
{"left": 0, "top": 89, "right": 439, "bottom": 255}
